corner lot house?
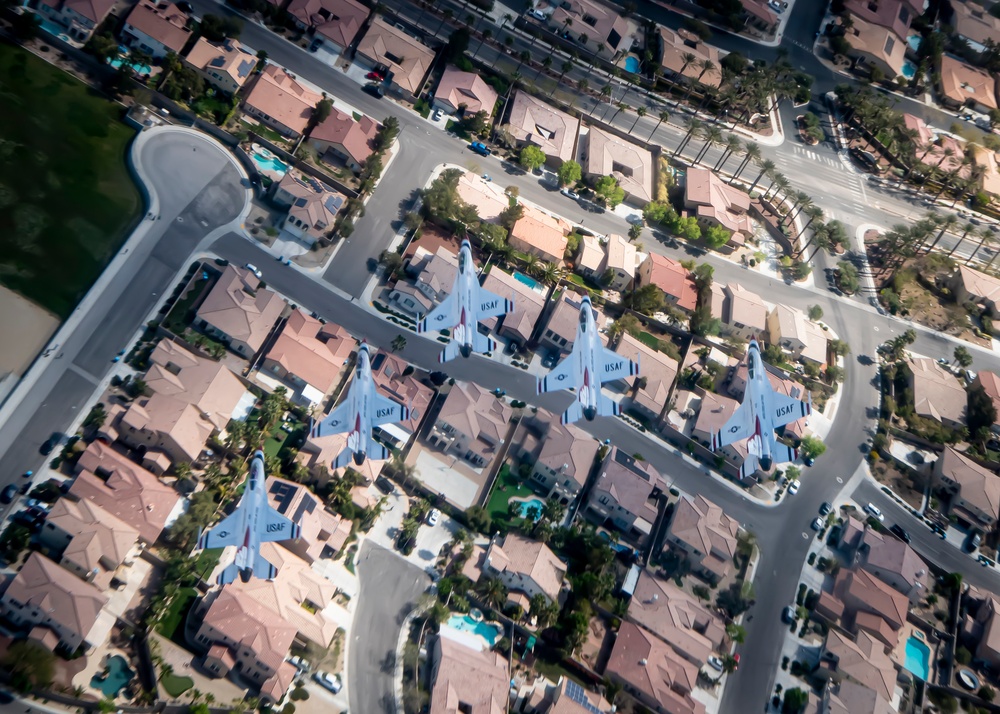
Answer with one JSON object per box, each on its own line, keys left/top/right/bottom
{"left": 388, "top": 245, "right": 458, "bottom": 317}
{"left": 659, "top": 27, "right": 720, "bottom": 87}
{"left": 286, "top": 0, "right": 369, "bottom": 53}
{"left": 428, "top": 381, "right": 512, "bottom": 468}
{"left": 429, "top": 632, "right": 509, "bottom": 710}
{"left": 722, "top": 283, "right": 767, "bottom": 341}
{"left": 261, "top": 309, "right": 354, "bottom": 405}
{"left": 505, "top": 90, "right": 580, "bottom": 165}
{"left": 433, "top": 66, "right": 499, "bottom": 116}
{"left": 308, "top": 109, "right": 379, "bottom": 173}
{"left": 906, "top": 357, "right": 967, "bottom": 429}
{"left": 663, "top": 494, "right": 740, "bottom": 583}
{"left": 41, "top": 498, "right": 141, "bottom": 589}
{"left": 843, "top": 15, "right": 906, "bottom": 80}
{"left": 583, "top": 128, "right": 654, "bottom": 205}
{"left": 356, "top": 18, "right": 436, "bottom": 97}
{"left": 183, "top": 37, "right": 256, "bottom": 94}
{"left": 243, "top": 64, "right": 323, "bottom": 139}
{"left": 121, "top": 0, "right": 192, "bottom": 59}
{"left": 33, "top": 0, "right": 114, "bottom": 42}
{"left": 934, "top": 446, "right": 1000, "bottom": 530}
{"left": 586, "top": 446, "right": 664, "bottom": 545}
{"left": 972, "top": 371, "right": 1000, "bottom": 433}
{"left": 636, "top": 253, "right": 697, "bottom": 313}
{"left": 266, "top": 476, "right": 352, "bottom": 561}
{"left": 509, "top": 205, "right": 572, "bottom": 264}
{"left": 684, "top": 167, "right": 752, "bottom": 246}
{"left": 196, "top": 265, "right": 286, "bottom": 357}
{"left": 946, "top": 264, "right": 1000, "bottom": 312}
{"left": 951, "top": 0, "right": 1000, "bottom": 54}
{"left": 547, "top": 0, "right": 638, "bottom": 60}
{"left": 606, "top": 621, "right": 704, "bottom": 714}
{"left": 271, "top": 171, "right": 346, "bottom": 244}
{"left": 938, "top": 55, "right": 999, "bottom": 114}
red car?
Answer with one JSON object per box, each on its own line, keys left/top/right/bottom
{"left": 366, "top": 71, "right": 384, "bottom": 81}
{"left": 733, "top": 654, "right": 741, "bottom": 671}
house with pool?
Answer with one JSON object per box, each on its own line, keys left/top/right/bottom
{"left": 242, "top": 64, "right": 323, "bottom": 139}
{"left": 584, "top": 446, "right": 665, "bottom": 546}
{"left": 429, "top": 629, "right": 509, "bottom": 713}
{"left": 120, "top": 0, "right": 192, "bottom": 60}
{"left": 511, "top": 408, "right": 600, "bottom": 505}
{"left": 478, "top": 266, "right": 548, "bottom": 350}
{"left": 478, "top": 532, "right": 568, "bottom": 608}
{"left": 31, "top": 0, "right": 114, "bottom": 42}
{"left": 546, "top": 0, "right": 639, "bottom": 61}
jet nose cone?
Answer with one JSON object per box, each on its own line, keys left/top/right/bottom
{"left": 583, "top": 407, "right": 597, "bottom": 421}
{"left": 353, "top": 452, "right": 367, "bottom": 466}
{"left": 460, "top": 344, "right": 472, "bottom": 358}
{"left": 760, "top": 456, "right": 773, "bottom": 472}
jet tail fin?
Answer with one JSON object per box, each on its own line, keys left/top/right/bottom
{"left": 217, "top": 562, "right": 240, "bottom": 585}
{"left": 439, "top": 340, "right": 462, "bottom": 363}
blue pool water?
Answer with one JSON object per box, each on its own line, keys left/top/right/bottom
{"left": 902, "top": 59, "right": 917, "bottom": 80}
{"left": 108, "top": 46, "right": 152, "bottom": 76}
{"left": 516, "top": 497, "right": 546, "bottom": 521}
{"left": 624, "top": 56, "right": 641, "bottom": 73}
{"left": 36, "top": 15, "right": 70, "bottom": 40}
{"left": 513, "top": 270, "right": 540, "bottom": 290}
{"left": 251, "top": 151, "right": 289, "bottom": 176}
{"left": 903, "top": 636, "right": 930, "bottom": 680}
{"left": 446, "top": 614, "right": 502, "bottom": 646}
{"left": 907, "top": 34, "right": 922, "bottom": 52}
{"left": 90, "top": 655, "right": 134, "bottom": 697}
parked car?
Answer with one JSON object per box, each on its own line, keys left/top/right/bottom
{"left": 243, "top": 263, "right": 262, "bottom": 278}
{"left": 288, "top": 655, "right": 309, "bottom": 673}
{"left": 889, "top": 523, "right": 911, "bottom": 543}
{"left": 363, "top": 82, "right": 385, "bottom": 98}
{"left": 811, "top": 517, "right": 824, "bottom": 531}
{"left": 707, "top": 655, "right": 724, "bottom": 671}
{"left": 732, "top": 654, "right": 741, "bottom": 670}
{"left": 528, "top": 8, "right": 547, "bottom": 19}
{"left": 366, "top": 71, "right": 384, "bottom": 81}
{"left": 560, "top": 188, "right": 580, "bottom": 199}
{"left": 787, "top": 479, "right": 800, "bottom": 495}
{"left": 819, "top": 502, "right": 832, "bottom": 516}
{"left": 432, "top": 108, "right": 443, "bottom": 121}
{"left": 864, "top": 503, "right": 884, "bottom": 521}
{"left": 782, "top": 605, "right": 796, "bottom": 624}
{"left": 468, "top": 141, "right": 491, "bottom": 156}
{"left": 427, "top": 508, "right": 441, "bottom": 526}
{"left": 312, "top": 671, "right": 342, "bottom": 694}
{"left": 481, "top": 174, "right": 492, "bottom": 182}
{"left": 0, "top": 484, "right": 17, "bottom": 504}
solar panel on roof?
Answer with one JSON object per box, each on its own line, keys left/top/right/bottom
{"left": 564, "top": 680, "right": 603, "bottom": 713}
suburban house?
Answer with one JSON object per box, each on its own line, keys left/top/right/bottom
{"left": 691, "top": 389, "right": 744, "bottom": 468}
{"left": 582, "top": 127, "right": 654, "bottom": 205}
{"left": 388, "top": 245, "right": 458, "bottom": 317}
{"left": 726, "top": 361, "right": 810, "bottom": 440}
{"left": 308, "top": 109, "right": 379, "bottom": 173}
{"left": 33, "top": 0, "right": 114, "bottom": 41}
{"left": 433, "top": 66, "right": 499, "bottom": 116}
{"left": 815, "top": 567, "right": 910, "bottom": 649}
{"left": 457, "top": 172, "right": 509, "bottom": 224}
{"left": 547, "top": 0, "right": 638, "bottom": 60}
{"left": 509, "top": 204, "right": 572, "bottom": 264}
{"left": 286, "top": 0, "right": 369, "bottom": 53}
{"left": 0, "top": 552, "right": 109, "bottom": 655}
{"left": 539, "top": 292, "right": 594, "bottom": 356}
{"left": 842, "top": 15, "right": 907, "bottom": 80}
{"left": 261, "top": 309, "right": 353, "bottom": 406}
{"left": 684, "top": 167, "right": 753, "bottom": 246}
{"left": 636, "top": 253, "right": 698, "bottom": 313}
{"left": 849, "top": 527, "right": 931, "bottom": 603}
{"left": 505, "top": 90, "right": 580, "bottom": 165}
{"left": 355, "top": 18, "right": 436, "bottom": 97}
{"left": 605, "top": 621, "right": 705, "bottom": 714}
{"left": 195, "top": 587, "right": 299, "bottom": 705}
{"left": 481, "top": 532, "right": 567, "bottom": 606}
{"left": 933, "top": 446, "right": 1000, "bottom": 530}
{"left": 615, "top": 332, "right": 679, "bottom": 425}
{"left": 517, "top": 677, "right": 614, "bottom": 713}
{"left": 974, "top": 144, "right": 1000, "bottom": 197}
{"left": 266, "top": 476, "right": 352, "bottom": 561}
{"left": 41, "top": 498, "right": 141, "bottom": 589}
{"left": 70, "top": 441, "right": 183, "bottom": 544}
{"left": 815, "top": 630, "right": 897, "bottom": 709}
{"left": 585, "top": 447, "right": 665, "bottom": 545}
{"left": 196, "top": 265, "right": 287, "bottom": 357}
{"left": 722, "top": 283, "right": 767, "bottom": 341}
{"left": 183, "top": 37, "right": 256, "bottom": 94}
{"left": 767, "top": 304, "right": 828, "bottom": 365}
{"left": 427, "top": 381, "right": 512, "bottom": 468}
{"left": 659, "top": 27, "right": 720, "bottom": 87}
{"left": 938, "top": 55, "right": 999, "bottom": 114}
{"left": 270, "top": 171, "right": 346, "bottom": 244}
{"left": 514, "top": 409, "right": 599, "bottom": 504}
{"left": 479, "top": 267, "right": 546, "bottom": 348}
{"left": 971, "top": 371, "right": 1000, "bottom": 433}
{"left": 740, "top": 0, "right": 778, "bottom": 36}
{"left": 964, "top": 590, "right": 1000, "bottom": 670}
{"left": 626, "top": 571, "right": 726, "bottom": 665}
{"left": 121, "top": 0, "right": 191, "bottom": 59}
{"left": 906, "top": 357, "right": 967, "bottom": 429}
{"left": 945, "top": 264, "right": 1000, "bottom": 312}
{"left": 843, "top": 0, "right": 923, "bottom": 43}
{"left": 577, "top": 234, "right": 605, "bottom": 281}
{"left": 242, "top": 64, "right": 323, "bottom": 139}
{"left": 951, "top": 0, "right": 1000, "bottom": 54}
{"left": 663, "top": 494, "right": 740, "bottom": 583}
{"left": 112, "top": 339, "right": 253, "bottom": 466}
{"left": 429, "top": 631, "right": 509, "bottom": 713}
{"left": 599, "top": 233, "right": 640, "bottom": 292}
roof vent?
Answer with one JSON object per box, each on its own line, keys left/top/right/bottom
{"left": 639, "top": 659, "right": 647, "bottom": 666}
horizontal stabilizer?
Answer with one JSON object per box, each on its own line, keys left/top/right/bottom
{"left": 217, "top": 562, "right": 240, "bottom": 585}
{"left": 255, "top": 551, "right": 277, "bottom": 580}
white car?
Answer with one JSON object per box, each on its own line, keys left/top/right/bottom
{"left": 811, "top": 517, "right": 824, "bottom": 531}
{"left": 864, "top": 503, "right": 884, "bottom": 522}
{"left": 560, "top": 188, "right": 580, "bottom": 199}
{"left": 243, "top": 263, "right": 262, "bottom": 279}
{"left": 707, "top": 655, "right": 724, "bottom": 671}
{"left": 427, "top": 508, "right": 441, "bottom": 526}
{"left": 288, "top": 655, "right": 309, "bottom": 673}
{"left": 787, "top": 479, "right": 800, "bottom": 495}
{"left": 528, "top": 8, "right": 547, "bottom": 20}
{"left": 313, "top": 671, "right": 342, "bottom": 694}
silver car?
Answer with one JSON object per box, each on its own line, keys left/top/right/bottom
{"left": 313, "top": 671, "right": 342, "bottom": 693}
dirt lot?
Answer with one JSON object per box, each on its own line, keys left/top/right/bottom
{"left": 871, "top": 459, "right": 926, "bottom": 509}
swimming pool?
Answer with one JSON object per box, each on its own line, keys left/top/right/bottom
{"left": 903, "top": 635, "right": 930, "bottom": 680}
{"left": 251, "top": 150, "right": 289, "bottom": 177}
{"left": 445, "top": 614, "right": 502, "bottom": 646}
{"left": 906, "top": 34, "right": 922, "bottom": 52}
{"left": 515, "top": 496, "right": 546, "bottom": 521}
{"left": 513, "top": 270, "right": 541, "bottom": 290}
{"left": 624, "top": 56, "right": 641, "bottom": 74}
{"left": 35, "top": 15, "right": 71, "bottom": 41}
{"left": 90, "top": 655, "right": 134, "bottom": 697}
{"left": 108, "top": 45, "right": 152, "bottom": 76}
{"left": 901, "top": 59, "right": 917, "bottom": 80}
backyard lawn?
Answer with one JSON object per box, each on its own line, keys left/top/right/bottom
{"left": 0, "top": 44, "right": 142, "bottom": 318}
{"left": 485, "top": 463, "right": 537, "bottom": 526}
{"left": 155, "top": 586, "right": 198, "bottom": 643}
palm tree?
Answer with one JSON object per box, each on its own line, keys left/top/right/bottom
{"left": 649, "top": 108, "right": 670, "bottom": 140}
{"left": 676, "top": 51, "right": 697, "bottom": 89}
{"left": 473, "top": 29, "right": 492, "bottom": 59}
{"left": 948, "top": 222, "right": 977, "bottom": 257}
{"left": 694, "top": 125, "right": 723, "bottom": 165}
{"left": 609, "top": 101, "right": 629, "bottom": 123}
{"left": 714, "top": 134, "right": 742, "bottom": 173}
{"left": 592, "top": 83, "right": 612, "bottom": 116}
{"left": 968, "top": 228, "right": 992, "bottom": 264}
{"left": 798, "top": 205, "right": 824, "bottom": 237}
{"left": 694, "top": 59, "right": 716, "bottom": 86}
{"left": 747, "top": 158, "right": 775, "bottom": 194}
{"left": 515, "top": 49, "right": 531, "bottom": 73}
{"left": 541, "top": 262, "right": 560, "bottom": 283}
{"left": 436, "top": 8, "right": 453, "bottom": 35}
{"left": 537, "top": 55, "right": 552, "bottom": 81}
{"left": 787, "top": 192, "right": 813, "bottom": 225}
{"left": 558, "top": 59, "right": 573, "bottom": 83}
{"left": 570, "top": 78, "right": 589, "bottom": 109}
{"left": 732, "top": 142, "right": 761, "bottom": 183}
{"left": 391, "top": 334, "right": 407, "bottom": 352}
{"left": 924, "top": 213, "right": 958, "bottom": 253}
{"left": 630, "top": 106, "right": 646, "bottom": 133}
{"left": 478, "top": 577, "right": 508, "bottom": 611}
{"left": 673, "top": 117, "right": 702, "bottom": 158}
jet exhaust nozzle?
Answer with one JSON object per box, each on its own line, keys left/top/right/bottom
{"left": 460, "top": 344, "right": 473, "bottom": 358}
{"left": 353, "top": 451, "right": 367, "bottom": 466}
{"left": 239, "top": 568, "right": 253, "bottom": 583}
{"left": 760, "top": 456, "right": 773, "bottom": 471}
{"left": 583, "top": 407, "right": 597, "bottom": 421}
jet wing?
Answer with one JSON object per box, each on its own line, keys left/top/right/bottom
{"left": 769, "top": 392, "right": 811, "bottom": 429}
{"left": 476, "top": 286, "right": 512, "bottom": 321}
{"left": 598, "top": 347, "right": 639, "bottom": 384}
{"left": 711, "top": 400, "right": 754, "bottom": 451}
{"left": 371, "top": 392, "right": 410, "bottom": 427}
{"left": 311, "top": 399, "right": 353, "bottom": 439}
{"left": 537, "top": 350, "right": 578, "bottom": 394}
{"left": 198, "top": 511, "right": 242, "bottom": 550}
{"left": 260, "top": 506, "right": 300, "bottom": 544}
{"left": 419, "top": 293, "right": 458, "bottom": 333}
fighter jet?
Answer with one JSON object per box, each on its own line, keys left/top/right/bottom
{"left": 710, "top": 338, "right": 812, "bottom": 479}
{"left": 536, "top": 295, "right": 639, "bottom": 424}
{"left": 309, "top": 341, "right": 410, "bottom": 467}
{"left": 416, "top": 239, "right": 513, "bottom": 362}
{"left": 197, "top": 450, "right": 300, "bottom": 584}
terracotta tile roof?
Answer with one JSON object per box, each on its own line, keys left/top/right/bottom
{"left": 907, "top": 357, "right": 967, "bottom": 425}
{"left": 601, "top": 233, "right": 638, "bottom": 276}
{"left": 435, "top": 66, "right": 499, "bottom": 115}
{"left": 830, "top": 680, "right": 896, "bottom": 714}
{"left": 485, "top": 532, "right": 566, "bottom": 602}
{"left": 436, "top": 381, "right": 512, "bottom": 457}
{"left": 958, "top": 264, "right": 1000, "bottom": 303}
{"left": 973, "top": 145, "right": 1000, "bottom": 196}
{"left": 834, "top": 568, "right": 909, "bottom": 635}
{"left": 510, "top": 204, "right": 571, "bottom": 264}
{"left": 371, "top": 352, "right": 434, "bottom": 433}
{"left": 860, "top": 527, "right": 930, "bottom": 595}
{"left": 843, "top": 0, "right": 922, "bottom": 40}
{"left": 578, "top": 234, "right": 605, "bottom": 273}
{"left": 639, "top": 253, "right": 697, "bottom": 311}
{"left": 480, "top": 267, "right": 546, "bottom": 341}
{"left": 658, "top": 27, "right": 720, "bottom": 86}
{"left": 199, "top": 587, "right": 298, "bottom": 673}
{"left": 261, "top": 661, "right": 298, "bottom": 703}
{"left": 506, "top": 90, "right": 580, "bottom": 162}
{"left": 583, "top": 128, "right": 653, "bottom": 202}
{"left": 63, "top": 0, "right": 114, "bottom": 24}
{"left": 543, "top": 677, "right": 614, "bottom": 713}
{"left": 266, "top": 476, "right": 352, "bottom": 561}
{"left": 46, "top": 498, "right": 139, "bottom": 574}
{"left": 309, "top": 109, "right": 379, "bottom": 166}
{"left": 244, "top": 65, "right": 323, "bottom": 136}
{"left": 531, "top": 411, "right": 600, "bottom": 490}
{"left": 549, "top": 0, "right": 633, "bottom": 53}
{"left": 823, "top": 630, "right": 897, "bottom": 701}
{"left": 668, "top": 495, "right": 739, "bottom": 578}
{"left": 693, "top": 390, "right": 739, "bottom": 438}
{"left": 287, "top": 0, "right": 368, "bottom": 47}
{"left": 430, "top": 634, "right": 509, "bottom": 714}
{"left": 275, "top": 172, "right": 346, "bottom": 241}
{"left": 616, "top": 333, "right": 678, "bottom": 417}
{"left": 356, "top": 18, "right": 436, "bottom": 94}
{"left": 952, "top": 0, "right": 1000, "bottom": 49}
{"left": 591, "top": 447, "right": 663, "bottom": 526}
{"left": 543, "top": 292, "right": 591, "bottom": 348}
{"left": 937, "top": 447, "right": 1000, "bottom": 522}
{"left": 724, "top": 283, "right": 767, "bottom": 333}
{"left": 197, "top": 265, "right": 286, "bottom": 352}
{"left": 124, "top": 0, "right": 191, "bottom": 54}
{"left": 266, "top": 309, "right": 353, "bottom": 394}
{"left": 458, "top": 172, "right": 509, "bottom": 224}
{"left": 627, "top": 571, "right": 725, "bottom": 664}
{"left": 902, "top": 113, "right": 936, "bottom": 147}
{"left": 184, "top": 37, "right": 256, "bottom": 89}
{"left": 684, "top": 167, "right": 753, "bottom": 238}
{"left": 844, "top": 16, "right": 906, "bottom": 77}
{"left": 939, "top": 55, "right": 998, "bottom": 110}
{"left": 973, "top": 372, "right": 1000, "bottom": 423}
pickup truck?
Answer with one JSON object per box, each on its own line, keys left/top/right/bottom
{"left": 468, "top": 141, "right": 491, "bottom": 156}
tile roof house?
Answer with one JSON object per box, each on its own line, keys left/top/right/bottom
{"left": 514, "top": 409, "right": 600, "bottom": 503}
{"left": 933, "top": 446, "right": 1000, "bottom": 529}
{"left": 741, "top": 0, "right": 778, "bottom": 35}
{"left": 34, "top": 0, "right": 114, "bottom": 42}
{"left": 40, "top": 498, "right": 140, "bottom": 589}
{"left": 196, "top": 265, "right": 287, "bottom": 357}
{"left": 483, "top": 532, "right": 567, "bottom": 604}
{"left": 547, "top": 0, "right": 638, "bottom": 60}
{"left": 183, "top": 37, "right": 256, "bottom": 94}
{"left": 970, "top": 594, "right": 1000, "bottom": 669}
{"left": 951, "top": 0, "right": 1000, "bottom": 54}
{"left": 854, "top": 527, "right": 930, "bottom": 603}
{"left": 429, "top": 632, "right": 509, "bottom": 714}
{"left": 480, "top": 267, "right": 547, "bottom": 347}
{"left": 722, "top": 283, "right": 767, "bottom": 341}
{"left": 577, "top": 234, "right": 605, "bottom": 280}
{"left": 767, "top": 303, "right": 828, "bottom": 364}
{"left": 599, "top": 233, "right": 639, "bottom": 292}
{"left": 539, "top": 292, "right": 596, "bottom": 356}
{"left": 433, "top": 66, "right": 499, "bottom": 115}
{"left": 973, "top": 144, "right": 1000, "bottom": 197}
{"left": 658, "top": 27, "right": 720, "bottom": 87}
{"left": 583, "top": 128, "right": 654, "bottom": 204}
{"left": 122, "top": 0, "right": 191, "bottom": 59}
{"left": 457, "top": 172, "right": 509, "bottom": 224}
{"left": 585, "top": 447, "right": 664, "bottom": 545}
{"left": 946, "top": 264, "right": 1000, "bottom": 311}
{"left": 605, "top": 621, "right": 705, "bottom": 714}
{"left": 843, "top": 0, "right": 923, "bottom": 42}
{"left": 636, "top": 253, "right": 698, "bottom": 312}
{"left": 816, "top": 568, "right": 910, "bottom": 649}
{"left": 939, "top": 55, "right": 999, "bottom": 113}
{"left": 428, "top": 381, "right": 512, "bottom": 468}
{"left": 266, "top": 476, "right": 353, "bottom": 561}
{"left": 271, "top": 171, "right": 346, "bottom": 244}
{"left": 308, "top": 109, "right": 380, "bottom": 173}
{"left": 663, "top": 494, "right": 740, "bottom": 583}
{"left": 616, "top": 333, "right": 679, "bottom": 424}
{"left": 521, "top": 676, "right": 614, "bottom": 713}
{"left": 972, "top": 371, "right": 1000, "bottom": 433}
{"left": 243, "top": 64, "right": 323, "bottom": 138}
{"left": 626, "top": 571, "right": 726, "bottom": 665}
{"left": 388, "top": 246, "right": 458, "bottom": 317}
{"left": 195, "top": 586, "right": 299, "bottom": 704}
{"left": 843, "top": 15, "right": 907, "bottom": 80}
{"left": 286, "top": 0, "right": 369, "bottom": 51}
{"left": 510, "top": 204, "right": 572, "bottom": 265}
{"left": 261, "top": 309, "right": 354, "bottom": 405}
{"left": 356, "top": 18, "right": 436, "bottom": 96}
{"left": 683, "top": 167, "right": 753, "bottom": 245}
{"left": 71, "top": 441, "right": 183, "bottom": 544}
{"left": 902, "top": 113, "right": 936, "bottom": 148}
{"left": 906, "top": 356, "right": 967, "bottom": 428}
{"left": 506, "top": 90, "right": 580, "bottom": 164}
{"left": 816, "top": 630, "right": 896, "bottom": 704}
{"left": 0, "top": 552, "right": 109, "bottom": 654}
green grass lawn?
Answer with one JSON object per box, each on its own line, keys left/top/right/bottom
{"left": 160, "top": 672, "right": 194, "bottom": 697}
{"left": 163, "top": 274, "right": 213, "bottom": 334}
{"left": 192, "top": 547, "right": 222, "bottom": 580}
{"left": 486, "top": 463, "right": 537, "bottom": 526}
{"left": 155, "top": 586, "right": 198, "bottom": 643}
{"left": 0, "top": 44, "right": 141, "bottom": 318}
{"left": 263, "top": 419, "right": 306, "bottom": 459}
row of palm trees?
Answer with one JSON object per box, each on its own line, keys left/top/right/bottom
{"left": 875, "top": 211, "right": 999, "bottom": 274}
